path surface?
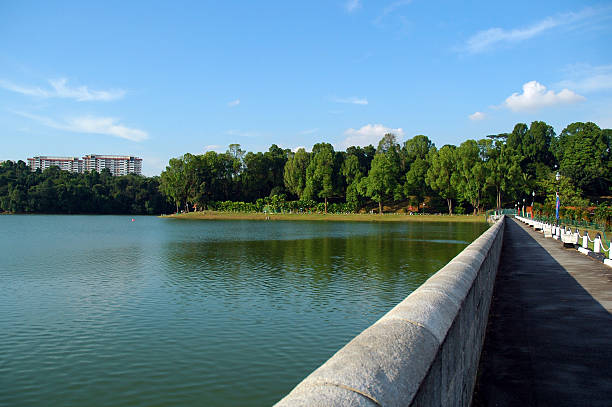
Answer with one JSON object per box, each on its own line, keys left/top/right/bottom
{"left": 472, "top": 217, "right": 612, "bottom": 407}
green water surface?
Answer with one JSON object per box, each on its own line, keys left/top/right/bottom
{"left": 0, "top": 215, "right": 488, "bottom": 406}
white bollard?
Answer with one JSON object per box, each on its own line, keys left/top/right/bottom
{"left": 583, "top": 235, "right": 588, "bottom": 248}
{"left": 594, "top": 237, "right": 601, "bottom": 253}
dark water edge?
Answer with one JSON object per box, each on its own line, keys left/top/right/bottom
{"left": 0, "top": 215, "right": 488, "bottom": 406}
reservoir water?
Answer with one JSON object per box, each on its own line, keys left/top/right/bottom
{"left": 0, "top": 215, "right": 488, "bottom": 406}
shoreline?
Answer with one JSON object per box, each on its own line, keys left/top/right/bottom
{"left": 161, "top": 211, "right": 487, "bottom": 223}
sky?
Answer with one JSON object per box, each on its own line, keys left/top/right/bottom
{"left": 1, "top": 1, "right": 611, "bottom": 176}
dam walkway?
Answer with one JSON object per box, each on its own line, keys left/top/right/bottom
{"left": 473, "top": 217, "right": 612, "bottom": 406}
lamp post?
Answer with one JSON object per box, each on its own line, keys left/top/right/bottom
{"left": 522, "top": 198, "right": 525, "bottom": 217}
{"left": 555, "top": 171, "right": 561, "bottom": 227}
{"left": 531, "top": 191, "right": 535, "bottom": 218}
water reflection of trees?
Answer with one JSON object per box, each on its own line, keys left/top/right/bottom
{"left": 161, "top": 221, "right": 488, "bottom": 313}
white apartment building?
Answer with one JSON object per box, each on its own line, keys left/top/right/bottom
{"left": 27, "top": 155, "right": 142, "bottom": 176}
{"left": 27, "top": 156, "right": 84, "bottom": 173}
{"left": 82, "top": 155, "right": 143, "bottom": 176}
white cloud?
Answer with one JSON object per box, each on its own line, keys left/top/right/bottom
{"left": 345, "top": 0, "right": 361, "bottom": 13}
{"left": 469, "top": 111, "right": 486, "bottom": 121}
{"left": 341, "top": 123, "right": 404, "bottom": 148}
{"left": 503, "top": 81, "right": 585, "bottom": 112}
{"left": 227, "top": 99, "right": 240, "bottom": 107}
{"left": 0, "top": 79, "right": 48, "bottom": 97}
{"left": 204, "top": 145, "right": 223, "bottom": 152}
{"left": 462, "top": 8, "right": 596, "bottom": 54}
{"left": 292, "top": 146, "right": 307, "bottom": 153}
{"left": 48, "top": 78, "right": 125, "bottom": 101}
{"left": 14, "top": 111, "right": 148, "bottom": 141}
{"left": 557, "top": 64, "right": 612, "bottom": 93}
{"left": 375, "top": 0, "right": 413, "bottom": 23}
{"left": 333, "top": 96, "right": 368, "bottom": 105}
{"left": 299, "top": 128, "right": 319, "bottom": 135}
{"left": 0, "top": 78, "right": 125, "bottom": 101}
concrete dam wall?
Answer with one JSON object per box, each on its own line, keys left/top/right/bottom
{"left": 276, "top": 216, "right": 505, "bottom": 406}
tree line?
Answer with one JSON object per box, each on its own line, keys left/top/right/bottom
{"left": 1, "top": 120, "right": 609, "bottom": 216}
{"left": 0, "top": 161, "right": 172, "bottom": 214}
{"left": 160, "top": 121, "right": 611, "bottom": 215}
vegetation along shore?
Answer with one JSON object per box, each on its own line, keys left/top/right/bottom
{"left": 163, "top": 211, "right": 487, "bottom": 223}
{"left": 1, "top": 120, "right": 610, "bottom": 231}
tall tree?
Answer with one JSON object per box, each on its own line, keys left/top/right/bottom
{"left": 402, "top": 135, "right": 434, "bottom": 163}
{"left": 525, "top": 121, "right": 555, "bottom": 170}
{"left": 160, "top": 157, "right": 187, "bottom": 212}
{"left": 239, "top": 152, "right": 264, "bottom": 201}
{"left": 363, "top": 134, "right": 403, "bottom": 214}
{"left": 425, "top": 145, "right": 457, "bottom": 214}
{"left": 342, "top": 154, "right": 363, "bottom": 210}
{"left": 341, "top": 146, "right": 374, "bottom": 210}
{"left": 283, "top": 148, "right": 310, "bottom": 199}
{"left": 554, "top": 122, "right": 611, "bottom": 196}
{"left": 403, "top": 135, "right": 434, "bottom": 212}
{"left": 454, "top": 139, "right": 486, "bottom": 214}
{"left": 483, "top": 140, "right": 522, "bottom": 209}
{"left": 304, "top": 143, "right": 335, "bottom": 213}
{"left": 264, "top": 144, "right": 289, "bottom": 196}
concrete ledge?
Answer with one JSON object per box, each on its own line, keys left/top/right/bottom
{"left": 604, "top": 259, "right": 612, "bottom": 268}
{"left": 276, "top": 217, "right": 505, "bottom": 406}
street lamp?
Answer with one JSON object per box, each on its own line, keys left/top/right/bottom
{"left": 532, "top": 191, "right": 535, "bottom": 219}
{"left": 555, "top": 171, "right": 561, "bottom": 227}
{"left": 522, "top": 198, "right": 525, "bottom": 217}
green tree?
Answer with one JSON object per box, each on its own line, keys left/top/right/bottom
{"left": 426, "top": 145, "right": 458, "bottom": 214}
{"left": 363, "top": 134, "right": 403, "bottom": 214}
{"left": 341, "top": 154, "right": 363, "bottom": 210}
{"left": 264, "top": 144, "right": 289, "bottom": 196}
{"left": 454, "top": 139, "right": 487, "bottom": 214}
{"left": 403, "top": 135, "right": 434, "bottom": 212}
{"left": 160, "top": 157, "right": 187, "bottom": 212}
{"left": 304, "top": 143, "right": 335, "bottom": 213}
{"left": 284, "top": 148, "right": 310, "bottom": 199}
{"left": 241, "top": 152, "right": 269, "bottom": 201}
{"left": 554, "top": 122, "right": 611, "bottom": 196}
{"left": 536, "top": 169, "right": 588, "bottom": 207}
{"left": 402, "top": 135, "right": 434, "bottom": 164}
{"left": 483, "top": 140, "right": 522, "bottom": 209}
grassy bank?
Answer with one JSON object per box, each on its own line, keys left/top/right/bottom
{"left": 161, "top": 211, "right": 487, "bottom": 223}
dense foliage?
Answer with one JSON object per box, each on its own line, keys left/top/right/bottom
{"left": 0, "top": 160, "right": 172, "bottom": 214}
{"left": 2, "top": 120, "right": 609, "bottom": 217}
{"left": 160, "top": 121, "right": 611, "bottom": 215}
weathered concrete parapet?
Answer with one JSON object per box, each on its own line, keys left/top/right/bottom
{"left": 276, "top": 216, "right": 505, "bottom": 407}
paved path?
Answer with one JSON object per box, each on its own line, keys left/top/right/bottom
{"left": 472, "top": 217, "right": 612, "bottom": 407}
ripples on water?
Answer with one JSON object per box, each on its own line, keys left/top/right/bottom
{"left": 0, "top": 215, "right": 488, "bottom": 406}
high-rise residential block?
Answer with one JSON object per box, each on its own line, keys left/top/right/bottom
{"left": 27, "top": 155, "right": 142, "bottom": 176}
{"left": 82, "top": 155, "right": 143, "bottom": 176}
{"left": 27, "top": 156, "right": 84, "bottom": 173}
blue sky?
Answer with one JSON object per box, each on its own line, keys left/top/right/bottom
{"left": 1, "top": 1, "right": 611, "bottom": 175}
